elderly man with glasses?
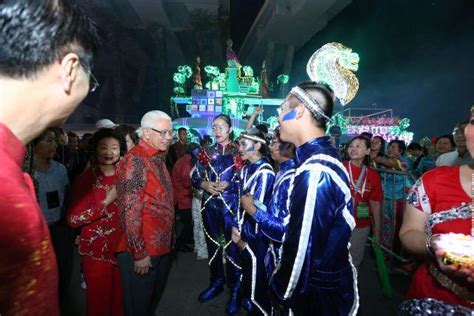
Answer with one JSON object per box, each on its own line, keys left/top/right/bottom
{"left": 115, "top": 110, "right": 175, "bottom": 316}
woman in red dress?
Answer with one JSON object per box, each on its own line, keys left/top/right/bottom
{"left": 400, "top": 107, "right": 474, "bottom": 309}
{"left": 67, "top": 128, "right": 127, "bottom": 316}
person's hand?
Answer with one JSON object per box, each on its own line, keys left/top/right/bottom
{"left": 241, "top": 193, "right": 257, "bottom": 216}
{"left": 103, "top": 185, "right": 117, "bottom": 206}
{"left": 231, "top": 227, "right": 241, "bottom": 244}
{"left": 201, "top": 181, "right": 220, "bottom": 195}
{"left": 431, "top": 238, "right": 474, "bottom": 288}
{"left": 231, "top": 227, "right": 247, "bottom": 251}
{"left": 134, "top": 256, "right": 152, "bottom": 275}
{"left": 217, "top": 181, "right": 229, "bottom": 191}
{"left": 252, "top": 107, "right": 264, "bottom": 116}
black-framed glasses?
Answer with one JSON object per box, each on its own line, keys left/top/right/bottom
{"left": 150, "top": 128, "right": 176, "bottom": 137}
{"left": 80, "top": 62, "right": 99, "bottom": 92}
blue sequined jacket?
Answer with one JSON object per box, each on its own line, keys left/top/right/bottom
{"left": 270, "top": 136, "right": 358, "bottom": 315}
{"left": 239, "top": 158, "right": 275, "bottom": 242}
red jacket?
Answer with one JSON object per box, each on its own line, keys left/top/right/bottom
{"left": 115, "top": 140, "right": 174, "bottom": 260}
{"left": 172, "top": 153, "right": 193, "bottom": 210}
{"left": 67, "top": 166, "right": 121, "bottom": 264}
{"left": 0, "top": 123, "right": 59, "bottom": 315}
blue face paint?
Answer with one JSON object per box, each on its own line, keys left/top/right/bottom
{"left": 282, "top": 109, "right": 297, "bottom": 121}
{"left": 245, "top": 146, "right": 255, "bottom": 153}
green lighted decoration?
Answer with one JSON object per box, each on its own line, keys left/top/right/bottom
{"left": 326, "top": 113, "right": 350, "bottom": 134}
{"left": 173, "top": 87, "right": 185, "bottom": 95}
{"left": 178, "top": 65, "right": 193, "bottom": 78}
{"left": 266, "top": 116, "right": 279, "bottom": 129}
{"left": 306, "top": 42, "right": 360, "bottom": 105}
{"left": 223, "top": 97, "right": 246, "bottom": 118}
{"left": 399, "top": 118, "right": 410, "bottom": 130}
{"left": 173, "top": 72, "right": 186, "bottom": 84}
{"left": 204, "top": 65, "right": 220, "bottom": 77}
{"left": 277, "top": 74, "right": 289, "bottom": 85}
{"left": 172, "top": 72, "right": 186, "bottom": 96}
{"left": 204, "top": 65, "right": 221, "bottom": 90}
{"left": 242, "top": 66, "right": 254, "bottom": 77}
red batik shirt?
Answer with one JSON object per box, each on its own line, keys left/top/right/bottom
{"left": 67, "top": 166, "right": 121, "bottom": 264}
{"left": 115, "top": 140, "right": 174, "bottom": 260}
{"left": 0, "top": 123, "right": 59, "bottom": 315}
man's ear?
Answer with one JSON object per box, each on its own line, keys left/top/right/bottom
{"left": 228, "top": 126, "right": 233, "bottom": 136}
{"left": 295, "top": 104, "right": 305, "bottom": 119}
{"left": 60, "top": 53, "right": 81, "bottom": 94}
{"left": 254, "top": 142, "right": 262, "bottom": 152}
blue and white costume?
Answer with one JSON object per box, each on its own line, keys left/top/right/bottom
{"left": 252, "top": 158, "right": 296, "bottom": 280}
{"left": 239, "top": 158, "right": 275, "bottom": 315}
{"left": 270, "top": 136, "right": 358, "bottom": 315}
{"left": 191, "top": 143, "right": 242, "bottom": 305}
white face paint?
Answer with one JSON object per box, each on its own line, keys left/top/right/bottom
{"left": 238, "top": 138, "right": 256, "bottom": 161}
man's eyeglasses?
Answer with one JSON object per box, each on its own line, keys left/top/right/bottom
{"left": 80, "top": 62, "right": 100, "bottom": 92}
{"left": 150, "top": 128, "right": 176, "bottom": 137}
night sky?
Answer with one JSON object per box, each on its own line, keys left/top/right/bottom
{"left": 291, "top": 0, "right": 474, "bottom": 140}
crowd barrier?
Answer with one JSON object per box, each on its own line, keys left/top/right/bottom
{"left": 368, "top": 167, "right": 417, "bottom": 298}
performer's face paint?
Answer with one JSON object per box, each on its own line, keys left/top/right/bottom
{"left": 96, "top": 137, "right": 121, "bottom": 165}
{"left": 212, "top": 118, "right": 231, "bottom": 144}
{"left": 281, "top": 109, "right": 297, "bottom": 121}
{"left": 239, "top": 138, "right": 256, "bottom": 160}
{"left": 277, "top": 96, "right": 296, "bottom": 143}
{"left": 270, "top": 136, "right": 291, "bottom": 162}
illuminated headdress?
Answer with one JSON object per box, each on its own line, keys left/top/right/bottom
{"left": 241, "top": 133, "right": 266, "bottom": 144}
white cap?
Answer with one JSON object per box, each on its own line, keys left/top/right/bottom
{"left": 95, "top": 119, "right": 118, "bottom": 129}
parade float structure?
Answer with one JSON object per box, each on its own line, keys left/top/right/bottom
{"left": 170, "top": 69, "right": 284, "bottom": 140}
{"left": 170, "top": 42, "right": 413, "bottom": 144}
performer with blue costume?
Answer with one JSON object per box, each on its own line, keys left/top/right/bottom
{"left": 232, "top": 128, "right": 275, "bottom": 315}
{"left": 191, "top": 114, "right": 243, "bottom": 314}
{"left": 241, "top": 127, "right": 296, "bottom": 285}
{"left": 271, "top": 82, "right": 358, "bottom": 315}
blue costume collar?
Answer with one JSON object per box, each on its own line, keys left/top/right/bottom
{"left": 279, "top": 158, "right": 296, "bottom": 172}
{"left": 295, "top": 136, "right": 332, "bottom": 165}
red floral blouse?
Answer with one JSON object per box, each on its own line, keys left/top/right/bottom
{"left": 67, "top": 166, "right": 121, "bottom": 264}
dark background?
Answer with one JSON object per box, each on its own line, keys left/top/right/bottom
{"left": 290, "top": 0, "right": 474, "bottom": 139}
{"left": 72, "top": 0, "right": 473, "bottom": 140}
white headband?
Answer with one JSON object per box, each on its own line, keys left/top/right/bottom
{"left": 289, "top": 86, "right": 332, "bottom": 123}
{"left": 241, "top": 134, "right": 266, "bottom": 144}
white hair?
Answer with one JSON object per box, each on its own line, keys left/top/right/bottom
{"left": 137, "top": 110, "right": 172, "bottom": 138}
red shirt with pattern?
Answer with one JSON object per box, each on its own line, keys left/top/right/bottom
{"left": 343, "top": 161, "right": 384, "bottom": 228}
{"left": 67, "top": 166, "right": 121, "bottom": 264}
{"left": 115, "top": 140, "right": 174, "bottom": 260}
{"left": 406, "top": 166, "right": 472, "bottom": 307}
{"left": 0, "top": 123, "right": 59, "bottom": 315}
{"left": 172, "top": 153, "right": 193, "bottom": 210}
